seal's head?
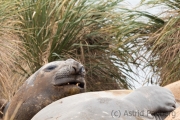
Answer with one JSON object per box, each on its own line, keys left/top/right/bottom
{"left": 4, "top": 59, "right": 86, "bottom": 120}
{"left": 26, "top": 58, "right": 86, "bottom": 94}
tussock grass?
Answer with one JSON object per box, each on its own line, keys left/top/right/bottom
{"left": 142, "top": 0, "right": 180, "bottom": 85}
{"left": 11, "top": 0, "right": 141, "bottom": 91}
{"left": 0, "top": 0, "right": 144, "bottom": 99}
{"left": 0, "top": 33, "right": 27, "bottom": 100}
{"left": 0, "top": 0, "right": 28, "bottom": 100}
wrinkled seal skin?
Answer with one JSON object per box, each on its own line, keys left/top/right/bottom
{"left": 32, "top": 86, "right": 176, "bottom": 120}
{"left": 4, "top": 59, "right": 86, "bottom": 120}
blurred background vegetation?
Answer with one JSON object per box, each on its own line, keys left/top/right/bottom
{"left": 0, "top": 0, "right": 180, "bottom": 100}
{"left": 142, "top": 0, "right": 180, "bottom": 86}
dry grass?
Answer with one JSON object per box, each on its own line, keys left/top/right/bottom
{"left": 146, "top": 18, "right": 180, "bottom": 85}
{"left": 0, "top": 33, "right": 27, "bottom": 100}
{"left": 143, "top": 0, "right": 180, "bottom": 86}
{"left": 3, "top": 100, "right": 23, "bottom": 120}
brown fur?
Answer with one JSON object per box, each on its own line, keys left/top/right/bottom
{"left": 3, "top": 59, "right": 86, "bottom": 120}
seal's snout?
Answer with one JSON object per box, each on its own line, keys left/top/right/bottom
{"left": 79, "top": 66, "right": 86, "bottom": 75}
{"left": 52, "top": 59, "right": 86, "bottom": 89}
{"left": 73, "top": 65, "right": 86, "bottom": 76}
{"left": 69, "top": 59, "right": 86, "bottom": 76}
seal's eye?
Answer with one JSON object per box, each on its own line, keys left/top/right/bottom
{"left": 44, "top": 65, "right": 57, "bottom": 72}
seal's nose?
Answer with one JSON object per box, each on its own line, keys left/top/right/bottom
{"left": 66, "top": 59, "right": 86, "bottom": 76}
{"left": 78, "top": 66, "right": 86, "bottom": 75}
{"left": 72, "top": 65, "right": 86, "bottom": 76}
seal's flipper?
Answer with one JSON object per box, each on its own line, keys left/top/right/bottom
{"left": 124, "top": 86, "right": 176, "bottom": 118}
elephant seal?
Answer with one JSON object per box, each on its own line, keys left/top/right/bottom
{"left": 32, "top": 86, "right": 176, "bottom": 120}
{"left": 3, "top": 59, "right": 86, "bottom": 120}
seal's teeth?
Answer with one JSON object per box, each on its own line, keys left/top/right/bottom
{"left": 76, "top": 83, "right": 79, "bottom": 86}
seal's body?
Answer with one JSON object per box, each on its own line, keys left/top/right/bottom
{"left": 32, "top": 86, "right": 176, "bottom": 120}
{"left": 4, "top": 59, "right": 86, "bottom": 120}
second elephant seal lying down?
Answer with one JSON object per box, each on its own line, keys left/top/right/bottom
{"left": 32, "top": 86, "right": 176, "bottom": 120}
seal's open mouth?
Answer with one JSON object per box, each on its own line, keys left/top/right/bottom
{"left": 59, "top": 81, "right": 85, "bottom": 88}
{"left": 52, "top": 76, "right": 85, "bottom": 89}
